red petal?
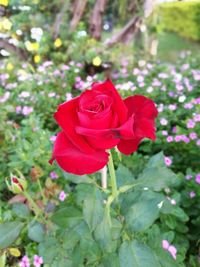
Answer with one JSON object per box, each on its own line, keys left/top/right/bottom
{"left": 117, "top": 138, "right": 142, "bottom": 155}
{"left": 54, "top": 97, "right": 94, "bottom": 154}
{"left": 50, "top": 132, "right": 109, "bottom": 175}
{"left": 134, "top": 118, "right": 156, "bottom": 140}
{"left": 124, "top": 95, "right": 158, "bottom": 119}
{"left": 92, "top": 80, "right": 128, "bottom": 124}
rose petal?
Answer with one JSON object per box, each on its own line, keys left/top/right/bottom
{"left": 92, "top": 80, "right": 127, "bottom": 124}
{"left": 124, "top": 95, "right": 158, "bottom": 119}
{"left": 49, "top": 132, "right": 109, "bottom": 175}
{"left": 134, "top": 118, "right": 157, "bottom": 140}
{"left": 54, "top": 97, "right": 94, "bottom": 154}
{"left": 117, "top": 138, "right": 142, "bottom": 155}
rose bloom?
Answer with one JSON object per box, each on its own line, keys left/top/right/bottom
{"left": 50, "top": 80, "right": 158, "bottom": 174}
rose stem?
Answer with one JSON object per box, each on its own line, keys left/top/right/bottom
{"left": 101, "top": 165, "right": 107, "bottom": 189}
{"left": 23, "top": 191, "right": 42, "bottom": 216}
{"left": 37, "top": 178, "right": 47, "bottom": 204}
{"left": 107, "top": 151, "right": 118, "bottom": 198}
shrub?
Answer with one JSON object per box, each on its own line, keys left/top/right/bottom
{"left": 157, "top": 1, "right": 200, "bottom": 41}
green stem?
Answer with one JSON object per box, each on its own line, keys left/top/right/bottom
{"left": 107, "top": 151, "right": 118, "bottom": 198}
{"left": 23, "top": 191, "right": 41, "bottom": 216}
{"left": 37, "top": 179, "right": 47, "bottom": 204}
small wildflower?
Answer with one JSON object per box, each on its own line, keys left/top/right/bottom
{"left": 185, "top": 174, "right": 192, "bottom": 180}
{"left": 92, "top": 56, "right": 101, "bottom": 67}
{"left": 33, "top": 255, "right": 43, "bottom": 267}
{"left": 54, "top": 38, "right": 62, "bottom": 48}
{"left": 160, "top": 118, "right": 168, "bottom": 126}
{"left": 19, "top": 255, "right": 30, "bottom": 267}
{"left": 189, "top": 191, "right": 196, "bottom": 198}
{"left": 50, "top": 171, "right": 58, "bottom": 180}
{"left": 164, "top": 156, "right": 172, "bottom": 167}
{"left": 59, "top": 191, "right": 67, "bottom": 201}
{"left": 195, "top": 174, "right": 200, "bottom": 184}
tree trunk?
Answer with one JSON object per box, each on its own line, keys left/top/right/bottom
{"left": 104, "top": 16, "right": 141, "bottom": 47}
{"left": 52, "top": 0, "right": 69, "bottom": 39}
{"left": 89, "top": 0, "right": 107, "bottom": 40}
{"left": 70, "top": 0, "right": 87, "bottom": 32}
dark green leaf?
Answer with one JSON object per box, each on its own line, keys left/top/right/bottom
{"left": 116, "top": 164, "right": 135, "bottom": 187}
{"left": 119, "top": 240, "right": 161, "bottom": 267}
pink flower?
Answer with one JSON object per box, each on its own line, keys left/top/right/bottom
{"left": 33, "top": 255, "right": 43, "bottom": 267}
{"left": 50, "top": 171, "right": 58, "bottom": 179}
{"left": 162, "top": 240, "right": 177, "bottom": 260}
{"left": 166, "top": 136, "right": 173, "bottom": 143}
{"left": 164, "top": 156, "right": 172, "bottom": 167}
{"left": 160, "top": 118, "right": 168, "bottom": 126}
{"left": 162, "top": 240, "right": 169, "bottom": 250}
{"left": 22, "top": 106, "right": 33, "bottom": 116}
{"left": 185, "top": 174, "right": 192, "bottom": 180}
{"left": 50, "top": 135, "right": 56, "bottom": 142}
{"left": 189, "top": 132, "right": 197, "bottom": 140}
{"left": 168, "top": 245, "right": 177, "bottom": 259}
{"left": 187, "top": 119, "right": 195, "bottom": 129}
{"left": 195, "top": 174, "right": 200, "bottom": 184}
{"left": 175, "top": 135, "right": 182, "bottom": 142}
{"left": 59, "top": 191, "right": 67, "bottom": 201}
{"left": 193, "top": 114, "right": 200, "bottom": 122}
{"left": 189, "top": 191, "right": 196, "bottom": 198}
{"left": 196, "top": 139, "right": 200, "bottom": 146}
{"left": 162, "top": 130, "right": 168, "bottom": 136}
{"left": 19, "top": 256, "right": 30, "bottom": 267}
{"left": 172, "top": 126, "right": 177, "bottom": 133}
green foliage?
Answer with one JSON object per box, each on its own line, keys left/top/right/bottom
{"left": 0, "top": 221, "right": 24, "bottom": 249}
{"left": 157, "top": 1, "right": 200, "bottom": 41}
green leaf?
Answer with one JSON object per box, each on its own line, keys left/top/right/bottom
{"left": 0, "top": 221, "right": 24, "bottom": 249}
{"left": 28, "top": 221, "right": 45, "bottom": 242}
{"left": 119, "top": 240, "right": 161, "bottom": 267}
{"left": 83, "top": 187, "right": 104, "bottom": 231}
{"left": 125, "top": 197, "right": 162, "bottom": 232}
{"left": 51, "top": 206, "right": 82, "bottom": 228}
{"left": 116, "top": 164, "right": 135, "bottom": 187}
{"left": 12, "top": 203, "right": 30, "bottom": 219}
{"left": 102, "top": 253, "right": 120, "bottom": 267}
{"left": 161, "top": 201, "right": 189, "bottom": 222}
{"left": 137, "top": 155, "right": 180, "bottom": 191}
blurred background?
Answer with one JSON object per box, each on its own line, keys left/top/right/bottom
{"left": 0, "top": 0, "right": 200, "bottom": 67}
{"left": 0, "top": 1, "right": 200, "bottom": 266}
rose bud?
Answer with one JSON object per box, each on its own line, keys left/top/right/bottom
{"left": 6, "top": 171, "right": 27, "bottom": 194}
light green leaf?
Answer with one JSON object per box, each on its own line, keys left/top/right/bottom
{"left": 0, "top": 221, "right": 24, "bottom": 249}
{"left": 119, "top": 240, "right": 161, "bottom": 267}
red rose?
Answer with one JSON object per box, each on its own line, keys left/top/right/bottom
{"left": 50, "top": 80, "right": 158, "bottom": 175}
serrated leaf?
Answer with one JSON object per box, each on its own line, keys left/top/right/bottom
{"left": 0, "top": 221, "right": 24, "bottom": 249}
{"left": 116, "top": 164, "right": 135, "bottom": 187}
{"left": 125, "top": 198, "right": 162, "bottom": 232}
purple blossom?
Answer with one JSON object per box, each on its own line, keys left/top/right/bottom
{"left": 187, "top": 119, "right": 195, "bottom": 129}
{"left": 162, "top": 130, "right": 168, "bottom": 136}
{"left": 185, "top": 174, "right": 192, "bottom": 180}
{"left": 196, "top": 139, "right": 200, "bottom": 146}
{"left": 22, "top": 106, "right": 33, "bottom": 116}
{"left": 189, "top": 132, "right": 197, "bottom": 140}
{"left": 50, "top": 171, "right": 58, "bottom": 179}
{"left": 195, "top": 174, "right": 200, "bottom": 184}
{"left": 189, "top": 191, "right": 196, "bottom": 198}
{"left": 50, "top": 135, "right": 56, "bottom": 142}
